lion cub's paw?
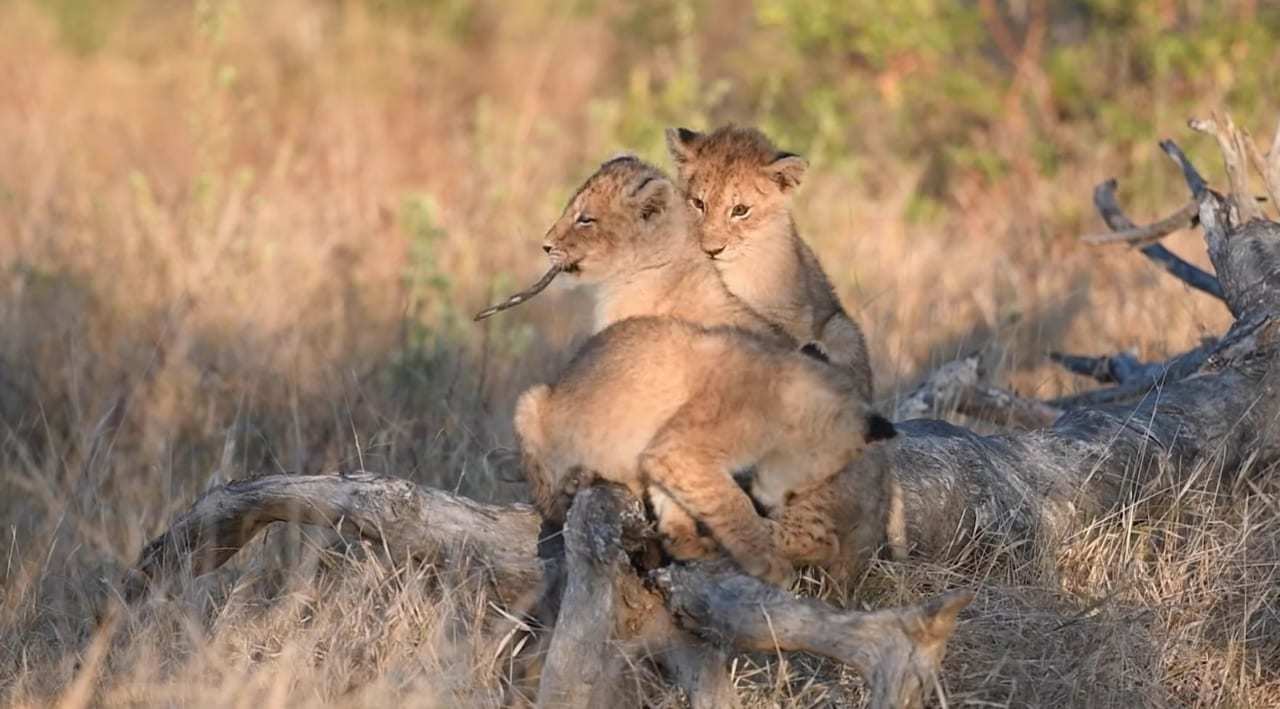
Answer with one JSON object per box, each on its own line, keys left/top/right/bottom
{"left": 562, "top": 467, "right": 597, "bottom": 496}
{"left": 662, "top": 534, "right": 718, "bottom": 562}
{"left": 739, "top": 551, "right": 794, "bottom": 586}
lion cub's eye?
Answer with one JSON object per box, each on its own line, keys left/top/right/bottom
{"left": 575, "top": 214, "right": 596, "bottom": 226}
{"left": 730, "top": 204, "right": 750, "bottom": 218}
{"left": 689, "top": 197, "right": 705, "bottom": 213}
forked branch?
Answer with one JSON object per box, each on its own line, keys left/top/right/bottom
{"left": 1080, "top": 200, "right": 1198, "bottom": 246}
{"left": 1088, "top": 179, "right": 1224, "bottom": 301}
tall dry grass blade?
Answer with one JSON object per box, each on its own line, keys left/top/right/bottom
{"left": 54, "top": 606, "right": 119, "bottom": 709}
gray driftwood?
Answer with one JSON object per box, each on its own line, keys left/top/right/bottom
{"left": 882, "top": 126, "right": 1280, "bottom": 561}
{"left": 124, "top": 475, "right": 971, "bottom": 709}
{"left": 123, "top": 118, "right": 1280, "bottom": 707}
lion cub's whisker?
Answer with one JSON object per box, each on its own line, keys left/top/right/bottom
{"left": 473, "top": 264, "right": 563, "bottom": 321}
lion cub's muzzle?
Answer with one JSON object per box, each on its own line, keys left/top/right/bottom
{"left": 545, "top": 248, "right": 581, "bottom": 274}
{"left": 701, "top": 239, "right": 729, "bottom": 258}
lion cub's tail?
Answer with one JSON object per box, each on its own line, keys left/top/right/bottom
{"left": 514, "top": 384, "right": 558, "bottom": 518}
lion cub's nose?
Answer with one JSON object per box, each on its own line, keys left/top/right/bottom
{"left": 543, "top": 244, "right": 553, "bottom": 254}
{"left": 705, "top": 245, "right": 725, "bottom": 257}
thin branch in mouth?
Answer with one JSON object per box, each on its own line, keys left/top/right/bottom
{"left": 473, "top": 264, "right": 564, "bottom": 321}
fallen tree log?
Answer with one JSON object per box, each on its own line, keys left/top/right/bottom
{"left": 121, "top": 118, "right": 1280, "bottom": 706}
{"left": 121, "top": 472, "right": 545, "bottom": 603}
{"left": 882, "top": 125, "right": 1280, "bottom": 562}
{"left": 122, "top": 474, "right": 971, "bottom": 708}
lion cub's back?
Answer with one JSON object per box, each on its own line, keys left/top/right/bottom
{"left": 540, "top": 317, "right": 712, "bottom": 480}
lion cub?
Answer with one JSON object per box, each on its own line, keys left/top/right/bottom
{"left": 515, "top": 317, "right": 890, "bottom": 584}
{"left": 666, "top": 125, "right": 875, "bottom": 400}
{"left": 515, "top": 156, "right": 894, "bottom": 583}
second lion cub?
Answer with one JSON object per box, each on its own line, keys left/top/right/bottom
{"left": 666, "top": 125, "right": 875, "bottom": 400}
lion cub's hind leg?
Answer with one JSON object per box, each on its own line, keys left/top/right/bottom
{"left": 768, "top": 487, "right": 841, "bottom": 568}
{"left": 514, "top": 384, "right": 566, "bottom": 520}
{"left": 639, "top": 401, "right": 790, "bottom": 584}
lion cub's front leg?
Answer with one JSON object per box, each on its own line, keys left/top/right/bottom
{"left": 648, "top": 487, "right": 718, "bottom": 561}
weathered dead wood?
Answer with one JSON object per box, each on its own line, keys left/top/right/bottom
{"left": 1048, "top": 305, "right": 1265, "bottom": 407}
{"left": 474, "top": 264, "right": 563, "bottom": 321}
{"left": 536, "top": 485, "right": 642, "bottom": 708}
{"left": 1080, "top": 199, "right": 1197, "bottom": 246}
{"left": 661, "top": 638, "right": 736, "bottom": 709}
{"left": 1240, "top": 120, "right": 1280, "bottom": 212}
{"left": 536, "top": 486, "right": 741, "bottom": 708}
{"left": 1191, "top": 112, "right": 1265, "bottom": 223}
{"left": 655, "top": 565, "right": 972, "bottom": 709}
{"left": 870, "top": 134, "right": 1280, "bottom": 561}
{"left": 1048, "top": 175, "right": 1244, "bottom": 405}
{"left": 123, "top": 475, "right": 972, "bottom": 707}
{"left": 896, "top": 355, "right": 1060, "bottom": 428}
{"left": 122, "top": 472, "right": 545, "bottom": 603}
{"left": 1049, "top": 350, "right": 1157, "bottom": 384}
{"left": 1088, "top": 179, "right": 1225, "bottom": 301}
{"left": 1259, "top": 117, "right": 1280, "bottom": 210}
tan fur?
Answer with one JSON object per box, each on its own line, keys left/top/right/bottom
{"left": 514, "top": 316, "right": 884, "bottom": 583}
{"left": 516, "top": 156, "right": 890, "bottom": 582}
{"left": 666, "top": 125, "right": 875, "bottom": 400}
{"left": 540, "top": 155, "right": 787, "bottom": 341}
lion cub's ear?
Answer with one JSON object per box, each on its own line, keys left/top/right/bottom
{"left": 764, "top": 152, "right": 808, "bottom": 193}
{"left": 864, "top": 413, "right": 897, "bottom": 443}
{"left": 665, "top": 127, "right": 703, "bottom": 165}
{"left": 630, "top": 175, "right": 674, "bottom": 221}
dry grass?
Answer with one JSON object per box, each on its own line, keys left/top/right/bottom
{"left": 1, "top": 1, "right": 1277, "bottom": 706}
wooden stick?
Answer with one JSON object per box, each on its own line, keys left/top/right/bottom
{"left": 474, "top": 264, "right": 563, "bottom": 321}
{"left": 1080, "top": 200, "right": 1197, "bottom": 246}
{"left": 1090, "top": 178, "right": 1224, "bottom": 301}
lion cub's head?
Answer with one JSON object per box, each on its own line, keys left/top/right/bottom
{"left": 542, "top": 155, "right": 686, "bottom": 285}
{"left": 665, "top": 125, "right": 807, "bottom": 261}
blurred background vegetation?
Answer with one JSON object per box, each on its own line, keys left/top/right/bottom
{"left": 26, "top": 0, "right": 1280, "bottom": 201}
{"left": 3, "top": 2, "right": 1280, "bottom": 705}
